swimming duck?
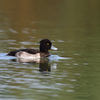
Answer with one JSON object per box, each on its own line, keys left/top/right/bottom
{"left": 7, "top": 39, "right": 57, "bottom": 59}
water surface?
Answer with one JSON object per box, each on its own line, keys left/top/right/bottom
{"left": 0, "top": 0, "right": 100, "bottom": 100}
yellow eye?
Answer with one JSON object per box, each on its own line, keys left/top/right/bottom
{"left": 47, "top": 43, "right": 49, "bottom": 45}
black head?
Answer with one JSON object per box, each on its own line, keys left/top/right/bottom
{"left": 39, "top": 39, "right": 52, "bottom": 52}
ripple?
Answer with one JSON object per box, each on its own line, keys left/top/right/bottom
{"left": 67, "top": 89, "right": 74, "bottom": 92}
{"left": 49, "top": 55, "right": 72, "bottom": 62}
{"left": 19, "top": 41, "right": 34, "bottom": 45}
{"left": 2, "top": 40, "right": 16, "bottom": 42}
{"left": 57, "top": 39, "right": 65, "bottom": 42}
{"left": 22, "top": 28, "right": 29, "bottom": 34}
{"left": 9, "top": 28, "right": 18, "bottom": 33}
{"left": 0, "top": 30, "right": 4, "bottom": 32}
{"left": 83, "top": 63, "right": 88, "bottom": 65}
{"left": 49, "top": 55, "right": 71, "bottom": 60}
{"left": 0, "top": 53, "right": 16, "bottom": 60}
{"left": 73, "top": 63, "right": 79, "bottom": 65}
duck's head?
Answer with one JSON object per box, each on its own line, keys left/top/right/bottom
{"left": 39, "top": 39, "right": 57, "bottom": 52}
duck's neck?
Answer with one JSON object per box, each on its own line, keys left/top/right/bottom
{"left": 40, "top": 45, "right": 49, "bottom": 53}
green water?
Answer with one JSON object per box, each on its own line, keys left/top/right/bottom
{"left": 0, "top": 0, "right": 100, "bottom": 100}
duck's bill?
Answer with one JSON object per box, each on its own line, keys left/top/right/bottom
{"left": 51, "top": 45, "right": 57, "bottom": 50}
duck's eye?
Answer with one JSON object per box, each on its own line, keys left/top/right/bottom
{"left": 47, "top": 43, "right": 49, "bottom": 45}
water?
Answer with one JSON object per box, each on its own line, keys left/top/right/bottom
{"left": 0, "top": 0, "right": 100, "bottom": 100}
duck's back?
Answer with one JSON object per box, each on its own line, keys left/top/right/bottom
{"left": 7, "top": 48, "right": 40, "bottom": 56}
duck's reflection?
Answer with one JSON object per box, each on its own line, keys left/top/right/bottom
{"left": 39, "top": 60, "right": 51, "bottom": 75}
{"left": 11, "top": 58, "right": 56, "bottom": 75}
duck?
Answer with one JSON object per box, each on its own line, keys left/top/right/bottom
{"left": 7, "top": 39, "right": 57, "bottom": 59}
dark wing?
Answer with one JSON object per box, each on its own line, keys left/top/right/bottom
{"left": 7, "top": 48, "right": 40, "bottom": 56}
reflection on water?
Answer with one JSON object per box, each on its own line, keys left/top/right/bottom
{"left": 0, "top": 54, "right": 66, "bottom": 100}
{"left": 12, "top": 57, "right": 52, "bottom": 75}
